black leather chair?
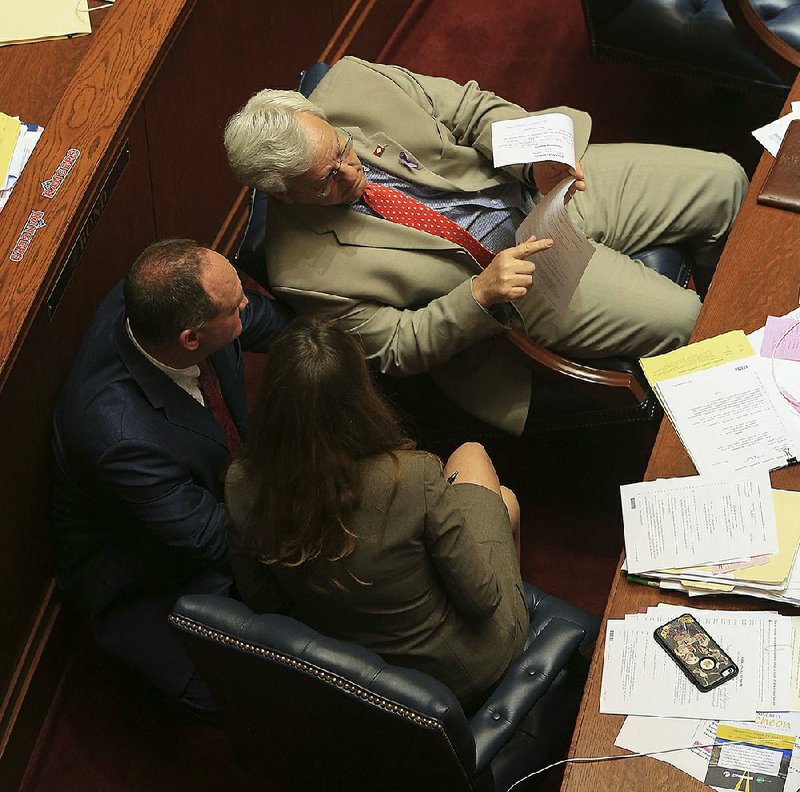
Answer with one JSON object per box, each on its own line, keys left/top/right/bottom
{"left": 581, "top": 0, "right": 800, "bottom": 93}
{"left": 170, "top": 586, "right": 598, "bottom": 792}
{"left": 234, "top": 63, "right": 693, "bottom": 448}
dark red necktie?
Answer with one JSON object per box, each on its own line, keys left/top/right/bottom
{"left": 197, "top": 359, "right": 242, "bottom": 455}
{"left": 362, "top": 182, "right": 494, "bottom": 268}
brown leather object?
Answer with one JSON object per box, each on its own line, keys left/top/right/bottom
{"left": 758, "top": 119, "right": 800, "bottom": 212}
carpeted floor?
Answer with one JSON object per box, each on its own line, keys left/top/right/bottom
{"left": 21, "top": 0, "right": 785, "bottom": 789}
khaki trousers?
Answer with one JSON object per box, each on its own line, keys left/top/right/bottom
{"left": 516, "top": 143, "right": 748, "bottom": 359}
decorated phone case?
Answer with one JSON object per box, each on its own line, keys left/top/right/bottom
{"left": 653, "top": 613, "right": 739, "bottom": 692}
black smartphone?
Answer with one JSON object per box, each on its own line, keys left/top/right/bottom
{"left": 653, "top": 613, "right": 739, "bottom": 692}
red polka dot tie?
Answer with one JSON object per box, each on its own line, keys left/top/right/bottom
{"left": 362, "top": 182, "right": 495, "bottom": 268}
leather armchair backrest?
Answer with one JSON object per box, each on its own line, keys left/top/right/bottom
{"left": 171, "top": 595, "right": 482, "bottom": 792}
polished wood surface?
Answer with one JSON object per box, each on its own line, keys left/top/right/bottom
{"left": 561, "top": 74, "right": 800, "bottom": 791}
{"left": 0, "top": 2, "right": 416, "bottom": 787}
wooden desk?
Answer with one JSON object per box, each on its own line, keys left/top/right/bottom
{"left": 0, "top": 1, "right": 416, "bottom": 786}
{"left": 562, "top": 72, "right": 800, "bottom": 791}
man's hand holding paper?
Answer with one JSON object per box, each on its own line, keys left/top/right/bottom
{"left": 471, "top": 236, "right": 553, "bottom": 307}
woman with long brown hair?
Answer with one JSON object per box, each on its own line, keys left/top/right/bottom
{"left": 225, "top": 316, "right": 529, "bottom": 708}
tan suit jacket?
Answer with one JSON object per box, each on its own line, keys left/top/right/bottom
{"left": 225, "top": 451, "right": 529, "bottom": 708}
{"left": 267, "top": 57, "right": 591, "bottom": 434}
{"left": 267, "top": 58, "right": 742, "bottom": 434}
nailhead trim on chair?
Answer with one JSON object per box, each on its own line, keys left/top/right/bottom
{"left": 169, "top": 614, "right": 444, "bottom": 730}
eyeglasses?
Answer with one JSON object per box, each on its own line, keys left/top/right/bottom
{"left": 316, "top": 128, "right": 353, "bottom": 199}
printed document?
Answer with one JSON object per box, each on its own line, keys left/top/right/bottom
{"left": 491, "top": 112, "right": 576, "bottom": 168}
{"left": 514, "top": 177, "right": 594, "bottom": 313}
{"left": 655, "top": 358, "right": 800, "bottom": 473}
{"left": 620, "top": 472, "right": 778, "bottom": 574}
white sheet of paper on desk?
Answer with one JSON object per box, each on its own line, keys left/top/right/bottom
{"left": 514, "top": 177, "right": 594, "bottom": 314}
{"left": 491, "top": 112, "right": 576, "bottom": 168}
{"left": 620, "top": 472, "right": 778, "bottom": 574}
{"left": 600, "top": 618, "right": 758, "bottom": 720}
{"left": 655, "top": 358, "right": 800, "bottom": 474}
{"left": 0, "top": 0, "right": 91, "bottom": 47}
{"left": 753, "top": 109, "right": 800, "bottom": 157}
{"left": 616, "top": 714, "right": 800, "bottom": 792}
{"left": 633, "top": 605, "right": 798, "bottom": 713}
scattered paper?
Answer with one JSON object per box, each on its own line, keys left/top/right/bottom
{"left": 620, "top": 472, "right": 777, "bottom": 574}
{"left": 0, "top": 0, "right": 91, "bottom": 47}
{"left": 601, "top": 604, "right": 800, "bottom": 721}
{"left": 655, "top": 358, "right": 800, "bottom": 474}
{"left": 753, "top": 107, "right": 800, "bottom": 157}
{"left": 492, "top": 112, "right": 576, "bottom": 168}
{"left": 640, "top": 330, "right": 755, "bottom": 386}
{"left": 514, "top": 177, "right": 594, "bottom": 313}
{"left": 761, "top": 316, "right": 800, "bottom": 362}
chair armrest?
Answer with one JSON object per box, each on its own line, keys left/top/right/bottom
{"left": 505, "top": 329, "right": 647, "bottom": 401}
{"left": 721, "top": 0, "right": 800, "bottom": 78}
{"left": 470, "top": 616, "right": 585, "bottom": 772}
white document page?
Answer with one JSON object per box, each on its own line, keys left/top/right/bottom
{"left": 616, "top": 715, "right": 713, "bottom": 781}
{"left": 655, "top": 358, "right": 800, "bottom": 474}
{"left": 600, "top": 618, "right": 758, "bottom": 720}
{"left": 636, "top": 605, "right": 797, "bottom": 712}
{"left": 491, "top": 112, "right": 576, "bottom": 168}
{"left": 514, "top": 177, "right": 594, "bottom": 314}
{"left": 620, "top": 472, "right": 778, "bottom": 574}
{"left": 753, "top": 109, "right": 800, "bottom": 157}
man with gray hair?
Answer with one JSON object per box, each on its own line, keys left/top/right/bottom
{"left": 224, "top": 56, "right": 747, "bottom": 435}
{"left": 52, "top": 239, "right": 290, "bottom": 716}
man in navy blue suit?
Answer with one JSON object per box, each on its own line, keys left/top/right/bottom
{"left": 52, "top": 238, "right": 290, "bottom": 715}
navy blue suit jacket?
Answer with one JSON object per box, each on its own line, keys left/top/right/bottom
{"left": 52, "top": 282, "right": 290, "bottom": 618}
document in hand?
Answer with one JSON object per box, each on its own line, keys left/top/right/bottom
{"left": 491, "top": 112, "right": 576, "bottom": 169}
{"left": 514, "top": 177, "right": 594, "bottom": 313}
{"left": 620, "top": 472, "right": 778, "bottom": 575}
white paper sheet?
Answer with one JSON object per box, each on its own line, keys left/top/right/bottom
{"left": 514, "top": 177, "right": 594, "bottom": 314}
{"left": 491, "top": 112, "right": 576, "bottom": 168}
{"left": 621, "top": 473, "right": 777, "bottom": 574}
{"left": 655, "top": 358, "right": 800, "bottom": 474}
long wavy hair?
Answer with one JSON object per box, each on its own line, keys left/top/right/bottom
{"left": 237, "top": 316, "right": 414, "bottom": 579}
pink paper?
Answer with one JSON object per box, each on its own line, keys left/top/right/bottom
{"left": 759, "top": 315, "right": 800, "bottom": 361}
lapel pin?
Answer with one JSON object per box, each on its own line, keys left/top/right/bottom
{"left": 399, "top": 150, "right": 420, "bottom": 170}
{"left": 373, "top": 144, "right": 385, "bottom": 157}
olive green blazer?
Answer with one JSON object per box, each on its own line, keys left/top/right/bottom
{"left": 225, "top": 451, "right": 529, "bottom": 706}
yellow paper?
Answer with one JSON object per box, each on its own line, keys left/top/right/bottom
{"left": 664, "top": 490, "right": 800, "bottom": 586}
{"left": 680, "top": 579, "right": 735, "bottom": 592}
{"left": 0, "top": 0, "right": 91, "bottom": 48}
{"left": 640, "top": 330, "right": 755, "bottom": 385}
{"left": 0, "top": 113, "right": 21, "bottom": 187}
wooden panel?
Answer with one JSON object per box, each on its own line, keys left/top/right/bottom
{"left": 144, "top": 0, "right": 339, "bottom": 243}
{"left": 0, "top": 0, "right": 193, "bottom": 388}
{"left": 0, "top": 109, "right": 155, "bottom": 789}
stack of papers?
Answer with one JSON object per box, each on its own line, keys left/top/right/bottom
{"left": 620, "top": 474, "right": 800, "bottom": 605}
{"left": 605, "top": 603, "right": 800, "bottom": 790}
{"left": 753, "top": 102, "right": 800, "bottom": 157}
{"left": 0, "top": 112, "right": 43, "bottom": 213}
{"left": 641, "top": 314, "right": 800, "bottom": 474}
{"left": 600, "top": 603, "right": 800, "bottom": 720}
